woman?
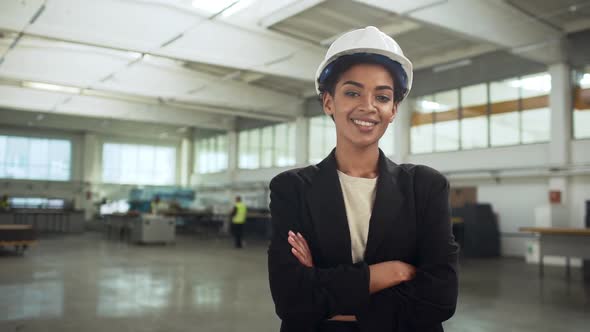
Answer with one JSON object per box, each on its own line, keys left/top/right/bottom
{"left": 268, "top": 26, "right": 459, "bottom": 332}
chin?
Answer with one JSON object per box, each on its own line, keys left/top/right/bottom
{"left": 349, "top": 137, "right": 380, "bottom": 149}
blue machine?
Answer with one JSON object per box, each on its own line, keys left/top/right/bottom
{"left": 128, "top": 187, "right": 195, "bottom": 213}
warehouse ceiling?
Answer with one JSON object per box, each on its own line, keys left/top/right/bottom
{"left": 0, "top": 0, "right": 588, "bottom": 132}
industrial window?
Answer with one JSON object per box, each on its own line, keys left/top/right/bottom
{"left": 239, "top": 122, "right": 296, "bottom": 169}
{"left": 433, "top": 90, "right": 460, "bottom": 152}
{"left": 519, "top": 73, "right": 550, "bottom": 144}
{"left": 410, "top": 71, "right": 551, "bottom": 154}
{"left": 0, "top": 135, "right": 71, "bottom": 181}
{"left": 410, "top": 91, "right": 460, "bottom": 153}
{"left": 274, "top": 123, "right": 296, "bottom": 167}
{"left": 574, "top": 67, "right": 590, "bottom": 139}
{"left": 490, "top": 78, "right": 520, "bottom": 146}
{"left": 308, "top": 116, "right": 337, "bottom": 164}
{"left": 102, "top": 143, "right": 176, "bottom": 185}
{"left": 411, "top": 96, "right": 435, "bottom": 154}
{"left": 261, "top": 126, "right": 274, "bottom": 168}
{"left": 238, "top": 129, "right": 260, "bottom": 169}
{"left": 460, "top": 83, "right": 488, "bottom": 149}
{"left": 195, "top": 134, "right": 228, "bottom": 174}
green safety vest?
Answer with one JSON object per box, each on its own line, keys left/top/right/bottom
{"left": 232, "top": 202, "right": 247, "bottom": 224}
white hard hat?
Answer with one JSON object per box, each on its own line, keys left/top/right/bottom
{"left": 315, "top": 26, "right": 413, "bottom": 101}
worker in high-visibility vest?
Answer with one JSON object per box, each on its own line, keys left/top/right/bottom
{"left": 230, "top": 196, "right": 247, "bottom": 248}
{"left": 0, "top": 194, "right": 9, "bottom": 211}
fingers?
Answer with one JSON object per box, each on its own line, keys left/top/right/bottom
{"left": 291, "top": 247, "right": 310, "bottom": 267}
{"left": 288, "top": 231, "right": 306, "bottom": 255}
{"left": 288, "top": 230, "right": 313, "bottom": 267}
{"left": 297, "top": 232, "right": 312, "bottom": 254}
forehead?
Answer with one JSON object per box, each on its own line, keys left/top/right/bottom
{"left": 337, "top": 63, "right": 394, "bottom": 86}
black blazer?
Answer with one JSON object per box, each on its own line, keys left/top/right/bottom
{"left": 267, "top": 150, "right": 459, "bottom": 332}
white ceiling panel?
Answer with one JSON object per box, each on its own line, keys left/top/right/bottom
{"left": 269, "top": 0, "right": 397, "bottom": 44}
{"left": 352, "top": 0, "right": 447, "bottom": 15}
{"left": 0, "top": 36, "right": 138, "bottom": 86}
{"left": 94, "top": 55, "right": 207, "bottom": 97}
{"left": 28, "top": 0, "right": 200, "bottom": 51}
{"left": 94, "top": 54, "right": 300, "bottom": 112}
{"left": 0, "top": 85, "right": 69, "bottom": 111}
{"left": 251, "top": 47, "right": 319, "bottom": 83}
{"left": 160, "top": 20, "right": 321, "bottom": 81}
{"left": 177, "top": 79, "right": 301, "bottom": 113}
{"left": 228, "top": 0, "right": 311, "bottom": 26}
{"left": 0, "top": 0, "right": 45, "bottom": 31}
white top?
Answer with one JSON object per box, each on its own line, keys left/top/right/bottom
{"left": 337, "top": 170, "right": 378, "bottom": 263}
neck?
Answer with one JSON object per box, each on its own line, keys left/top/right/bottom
{"left": 335, "top": 142, "right": 380, "bottom": 178}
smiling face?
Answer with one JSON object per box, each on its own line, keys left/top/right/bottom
{"left": 322, "top": 63, "right": 398, "bottom": 151}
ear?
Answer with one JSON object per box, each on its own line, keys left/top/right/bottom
{"left": 322, "top": 92, "right": 334, "bottom": 117}
{"left": 388, "top": 103, "right": 398, "bottom": 123}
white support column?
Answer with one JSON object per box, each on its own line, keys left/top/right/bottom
{"left": 295, "top": 115, "right": 309, "bottom": 166}
{"left": 548, "top": 63, "right": 572, "bottom": 167}
{"left": 82, "top": 133, "right": 99, "bottom": 184}
{"left": 179, "top": 137, "right": 192, "bottom": 187}
{"left": 81, "top": 133, "right": 100, "bottom": 221}
{"left": 547, "top": 63, "right": 572, "bottom": 227}
{"left": 227, "top": 130, "right": 239, "bottom": 184}
{"left": 393, "top": 98, "right": 413, "bottom": 163}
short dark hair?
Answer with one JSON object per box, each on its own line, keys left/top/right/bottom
{"left": 317, "top": 55, "right": 405, "bottom": 104}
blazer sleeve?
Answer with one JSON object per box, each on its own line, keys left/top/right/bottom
{"left": 385, "top": 168, "right": 459, "bottom": 328}
{"left": 267, "top": 172, "right": 370, "bottom": 327}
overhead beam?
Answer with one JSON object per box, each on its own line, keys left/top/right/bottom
{"left": 0, "top": 75, "right": 296, "bottom": 123}
{"left": 0, "top": 107, "right": 202, "bottom": 141}
{"left": 356, "top": 0, "right": 563, "bottom": 65}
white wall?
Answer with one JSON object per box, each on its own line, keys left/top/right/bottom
{"left": 570, "top": 175, "right": 590, "bottom": 229}
{"left": 571, "top": 139, "right": 590, "bottom": 165}
{"left": 407, "top": 143, "right": 549, "bottom": 172}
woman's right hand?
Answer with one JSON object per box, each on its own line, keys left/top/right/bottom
{"left": 369, "top": 260, "right": 416, "bottom": 294}
{"left": 388, "top": 260, "right": 417, "bottom": 285}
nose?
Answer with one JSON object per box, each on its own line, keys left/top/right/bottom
{"left": 358, "top": 94, "right": 377, "bottom": 113}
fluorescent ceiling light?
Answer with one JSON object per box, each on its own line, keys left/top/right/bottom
{"left": 22, "top": 81, "right": 81, "bottom": 94}
{"left": 191, "top": 0, "right": 239, "bottom": 15}
{"left": 580, "top": 73, "right": 590, "bottom": 88}
{"left": 508, "top": 74, "right": 551, "bottom": 92}
{"left": 432, "top": 59, "right": 472, "bottom": 73}
{"left": 420, "top": 100, "right": 443, "bottom": 112}
{"left": 221, "top": 0, "right": 254, "bottom": 17}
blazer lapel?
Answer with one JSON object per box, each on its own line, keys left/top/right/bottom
{"left": 307, "top": 150, "right": 353, "bottom": 265}
{"left": 364, "top": 151, "right": 405, "bottom": 262}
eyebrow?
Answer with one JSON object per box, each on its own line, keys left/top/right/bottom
{"left": 342, "top": 80, "right": 393, "bottom": 91}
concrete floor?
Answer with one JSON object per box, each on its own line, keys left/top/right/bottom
{"left": 0, "top": 233, "right": 589, "bottom": 332}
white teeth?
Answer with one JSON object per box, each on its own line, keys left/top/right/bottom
{"left": 353, "top": 119, "right": 375, "bottom": 127}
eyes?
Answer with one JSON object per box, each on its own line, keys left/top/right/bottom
{"left": 344, "top": 90, "right": 392, "bottom": 103}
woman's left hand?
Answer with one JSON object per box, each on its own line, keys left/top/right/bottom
{"left": 288, "top": 230, "right": 314, "bottom": 267}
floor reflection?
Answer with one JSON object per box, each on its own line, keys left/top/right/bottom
{"left": 97, "top": 268, "right": 172, "bottom": 317}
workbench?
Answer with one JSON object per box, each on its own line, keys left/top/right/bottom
{"left": 0, "top": 210, "right": 84, "bottom": 233}
{"left": 519, "top": 227, "right": 590, "bottom": 278}
{"left": 0, "top": 224, "right": 37, "bottom": 254}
